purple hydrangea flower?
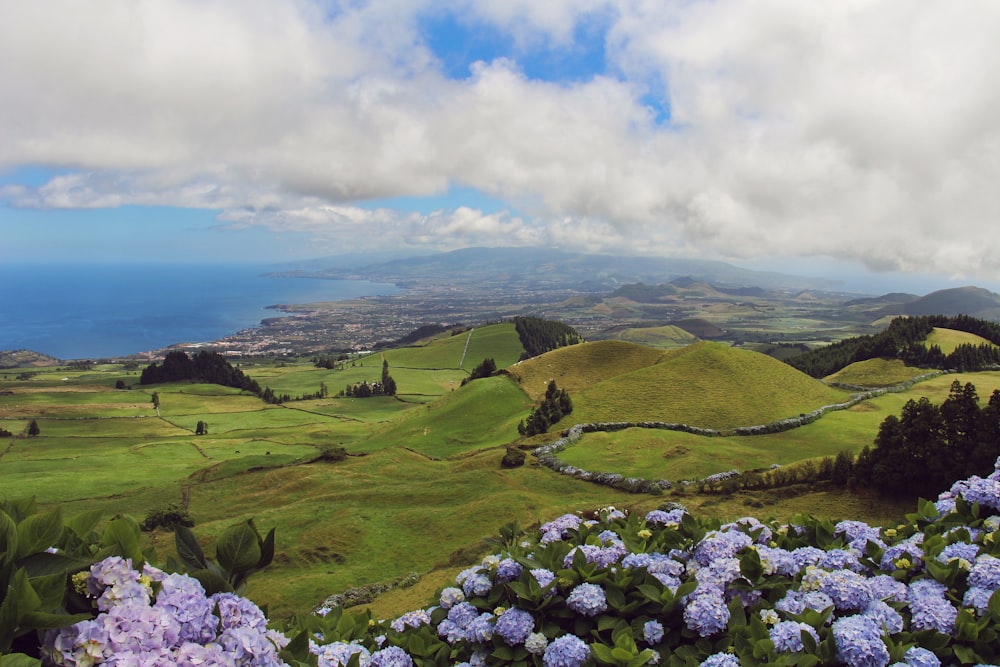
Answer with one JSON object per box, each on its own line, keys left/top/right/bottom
{"left": 312, "top": 640, "right": 372, "bottom": 667}
{"left": 769, "top": 621, "right": 819, "bottom": 652}
{"left": 645, "top": 509, "right": 685, "bottom": 526}
{"left": 820, "top": 569, "right": 873, "bottom": 612}
{"left": 699, "top": 652, "right": 740, "bottom": 667}
{"left": 684, "top": 588, "right": 729, "bottom": 637}
{"left": 371, "top": 646, "right": 413, "bottom": 667}
{"left": 832, "top": 615, "right": 890, "bottom": 667}
{"left": 643, "top": 620, "right": 664, "bottom": 645}
{"left": 867, "top": 574, "right": 908, "bottom": 604}
{"left": 543, "top": 635, "right": 590, "bottom": 667}
{"left": 936, "top": 542, "right": 978, "bottom": 565}
{"left": 496, "top": 558, "right": 523, "bottom": 583}
{"left": 692, "top": 530, "right": 752, "bottom": 566}
{"left": 723, "top": 517, "right": 772, "bottom": 544}
{"left": 439, "top": 587, "right": 465, "bottom": 609}
{"left": 902, "top": 646, "right": 940, "bottom": 667}
{"left": 566, "top": 583, "right": 607, "bottom": 617}
{"left": 530, "top": 568, "right": 556, "bottom": 595}
{"left": 495, "top": 607, "right": 535, "bottom": 646}
{"left": 390, "top": 609, "right": 431, "bottom": 633}
{"left": 969, "top": 555, "right": 1000, "bottom": 591}
{"left": 819, "top": 548, "right": 864, "bottom": 573}
{"left": 465, "top": 613, "right": 495, "bottom": 643}
{"left": 963, "top": 586, "right": 992, "bottom": 615}
{"left": 540, "top": 514, "right": 583, "bottom": 543}
{"left": 864, "top": 600, "right": 904, "bottom": 635}
{"left": 880, "top": 543, "right": 924, "bottom": 573}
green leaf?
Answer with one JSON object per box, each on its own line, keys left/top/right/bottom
{"left": 740, "top": 549, "right": 763, "bottom": 582}
{"left": 591, "top": 643, "right": 617, "bottom": 665}
{"left": 189, "top": 567, "right": 232, "bottom": 596}
{"left": 174, "top": 524, "right": 208, "bottom": 571}
{"left": 64, "top": 509, "right": 104, "bottom": 542}
{"left": 258, "top": 527, "right": 276, "bottom": 569}
{"left": 101, "top": 515, "right": 143, "bottom": 564}
{"left": 0, "top": 510, "right": 18, "bottom": 568}
{"left": 19, "top": 610, "right": 92, "bottom": 630}
{"left": 15, "top": 508, "right": 63, "bottom": 560}
{"left": 952, "top": 645, "right": 978, "bottom": 664}
{"left": 23, "top": 571, "right": 66, "bottom": 611}
{"left": 0, "top": 585, "right": 19, "bottom": 651}
{"left": 216, "top": 521, "right": 262, "bottom": 574}
{"left": 0, "top": 653, "right": 42, "bottom": 667}
{"left": 16, "top": 551, "right": 91, "bottom": 579}
{"left": 989, "top": 588, "right": 1000, "bottom": 622}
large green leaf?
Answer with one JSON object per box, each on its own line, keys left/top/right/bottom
{"left": 15, "top": 508, "right": 63, "bottom": 560}
{"left": 101, "top": 516, "right": 143, "bottom": 565}
{"left": 216, "top": 521, "right": 261, "bottom": 575}
{"left": 0, "top": 510, "right": 17, "bottom": 568}
{"left": 16, "top": 551, "right": 91, "bottom": 579}
{"left": 0, "top": 653, "right": 42, "bottom": 667}
{"left": 64, "top": 509, "right": 104, "bottom": 543}
{"left": 174, "top": 525, "right": 207, "bottom": 572}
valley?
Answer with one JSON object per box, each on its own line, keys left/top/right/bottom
{"left": 0, "top": 319, "right": 978, "bottom": 620}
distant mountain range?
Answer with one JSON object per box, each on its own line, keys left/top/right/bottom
{"left": 277, "top": 246, "right": 841, "bottom": 292}
{"left": 844, "top": 286, "right": 1000, "bottom": 321}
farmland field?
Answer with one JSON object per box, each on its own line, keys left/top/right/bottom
{"left": 0, "top": 327, "right": 990, "bottom": 619}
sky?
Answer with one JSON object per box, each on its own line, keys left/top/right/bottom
{"left": 2, "top": 1, "right": 1000, "bottom": 293}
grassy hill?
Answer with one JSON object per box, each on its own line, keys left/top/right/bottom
{"left": 505, "top": 340, "right": 665, "bottom": 400}
{"left": 566, "top": 342, "right": 852, "bottom": 429}
{"left": 608, "top": 325, "right": 699, "bottom": 349}
{"left": 925, "top": 326, "right": 997, "bottom": 354}
{"left": 824, "top": 358, "right": 929, "bottom": 387}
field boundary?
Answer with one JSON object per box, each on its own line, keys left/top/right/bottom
{"left": 532, "top": 370, "right": 947, "bottom": 493}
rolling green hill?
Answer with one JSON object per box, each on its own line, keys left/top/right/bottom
{"left": 566, "top": 341, "right": 852, "bottom": 429}
{"left": 506, "top": 340, "right": 665, "bottom": 400}
{"left": 608, "top": 324, "right": 699, "bottom": 349}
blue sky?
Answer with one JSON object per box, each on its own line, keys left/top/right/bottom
{"left": 2, "top": 1, "right": 1000, "bottom": 293}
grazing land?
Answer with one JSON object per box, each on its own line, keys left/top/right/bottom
{"left": 1, "top": 323, "right": 992, "bottom": 619}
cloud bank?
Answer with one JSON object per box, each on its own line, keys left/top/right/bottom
{"left": 2, "top": 1, "right": 999, "bottom": 278}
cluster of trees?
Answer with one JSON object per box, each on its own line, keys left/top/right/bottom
{"left": 844, "top": 381, "right": 1000, "bottom": 498}
{"left": 786, "top": 315, "right": 1000, "bottom": 378}
{"left": 518, "top": 381, "right": 572, "bottom": 437}
{"left": 342, "top": 360, "right": 397, "bottom": 398}
{"left": 514, "top": 316, "right": 582, "bottom": 360}
{"left": 461, "top": 358, "right": 497, "bottom": 386}
{"left": 260, "top": 383, "right": 328, "bottom": 405}
{"left": 139, "top": 351, "right": 262, "bottom": 393}
{"left": 313, "top": 353, "right": 350, "bottom": 369}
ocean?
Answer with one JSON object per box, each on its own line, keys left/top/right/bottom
{"left": 0, "top": 262, "right": 402, "bottom": 359}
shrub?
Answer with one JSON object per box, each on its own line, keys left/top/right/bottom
{"left": 501, "top": 446, "right": 526, "bottom": 468}
{"left": 140, "top": 503, "right": 195, "bottom": 532}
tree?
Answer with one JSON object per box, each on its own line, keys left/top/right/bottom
{"left": 195, "top": 420, "right": 208, "bottom": 435}
{"left": 151, "top": 392, "right": 160, "bottom": 409}
{"left": 27, "top": 419, "right": 40, "bottom": 437}
{"left": 381, "top": 359, "right": 397, "bottom": 396}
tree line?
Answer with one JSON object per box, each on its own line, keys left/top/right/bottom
{"left": 844, "top": 380, "right": 1000, "bottom": 498}
{"left": 514, "top": 316, "right": 582, "bottom": 360}
{"left": 518, "top": 380, "right": 572, "bottom": 437}
{"left": 139, "top": 351, "right": 262, "bottom": 393}
{"left": 785, "top": 314, "right": 1000, "bottom": 378}
{"left": 341, "top": 360, "right": 397, "bottom": 398}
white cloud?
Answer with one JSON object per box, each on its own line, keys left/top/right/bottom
{"left": 3, "top": 1, "right": 1000, "bottom": 279}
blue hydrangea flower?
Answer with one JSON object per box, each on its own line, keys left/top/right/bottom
{"left": 692, "top": 530, "right": 752, "bottom": 566}
{"left": 880, "top": 543, "right": 924, "bottom": 573}
{"left": 371, "top": 646, "right": 413, "bottom": 667}
{"left": 496, "top": 558, "right": 523, "bottom": 583}
{"left": 390, "top": 609, "right": 431, "bottom": 633}
{"left": 699, "top": 652, "right": 740, "bottom": 667}
{"left": 864, "top": 600, "right": 904, "bottom": 635}
{"left": 723, "top": 517, "right": 772, "bottom": 544}
{"left": 936, "top": 542, "right": 979, "bottom": 566}
{"left": 832, "top": 614, "right": 890, "bottom": 667}
{"left": 567, "top": 583, "right": 607, "bottom": 617}
{"left": 867, "top": 574, "right": 908, "bottom": 603}
{"left": 818, "top": 548, "right": 864, "bottom": 573}
{"left": 769, "top": 621, "right": 819, "bottom": 652}
{"left": 963, "top": 586, "right": 992, "bottom": 615}
{"left": 543, "top": 634, "right": 590, "bottom": 667}
{"left": 969, "top": 555, "right": 1000, "bottom": 591}
{"left": 540, "top": 514, "right": 583, "bottom": 543}
{"left": 530, "top": 568, "right": 557, "bottom": 595}
{"left": 684, "top": 588, "right": 729, "bottom": 637}
{"left": 495, "top": 607, "right": 535, "bottom": 645}
{"left": 902, "top": 646, "right": 940, "bottom": 667}
{"left": 643, "top": 619, "right": 664, "bottom": 645}
{"left": 465, "top": 613, "right": 495, "bottom": 644}
{"left": 646, "top": 509, "right": 685, "bottom": 526}
{"left": 820, "top": 569, "right": 873, "bottom": 611}
{"left": 312, "top": 640, "right": 372, "bottom": 667}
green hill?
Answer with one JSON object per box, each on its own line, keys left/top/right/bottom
{"left": 374, "top": 323, "right": 524, "bottom": 371}
{"left": 568, "top": 341, "right": 852, "bottom": 430}
{"left": 609, "top": 325, "right": 699, "bottom": 348}
{"left": 925, "top": 326, "right": 997, "bottom": 354}
{"left": 354, "top": 376, "right": 530, "bottom": 457}
{"left": 505, "top": 340, "right": 665, "bottom": 400}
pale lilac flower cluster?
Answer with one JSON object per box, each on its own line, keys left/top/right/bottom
{"left": 832, "top": 615, "right": 890, "bottom": 667}
{"left": 907, "top": 579, "right": 957, "bottom": 635}
{"left": 542, "top": 635, "right": 589, "bottom": 667}
{"left": 769, "top": 621, "right": 819, "bottom": 652}
{"left": 566, "top": 583, "right": 607, "bottom": 617}
{"left": 539, "top": 514, "right": 583, "bottom": 544}
{"left": 43, "top": 558, "right": 289, "bottom": 667}
{"left": 311, "top": 641, "right": 371, "bottom": 667}
{"left": 494, "top": 607, "right": 535, "bottom": 645}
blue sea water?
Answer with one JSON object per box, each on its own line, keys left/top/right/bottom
{"left": 0, "top": 263, "right": 402, "bottom": 359}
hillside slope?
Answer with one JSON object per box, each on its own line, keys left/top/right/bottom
{"left": 505, "top": 340, "right": 665, "bottom": 400}
{"left": 568, "top": 341, "right": 852, "bottom": 430}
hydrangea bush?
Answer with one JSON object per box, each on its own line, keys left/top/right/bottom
{"left": 23, "top": 459, "right": 1000, "bottom": 666}
{"left": 275, "top": 460, "right": 1000, "bottom": 667}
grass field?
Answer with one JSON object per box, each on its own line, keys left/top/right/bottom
{"left": 1, "top": 331, "right": 993, "bottom": 620}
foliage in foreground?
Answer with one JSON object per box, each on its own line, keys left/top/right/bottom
{"left": 16, "top": 460, "right": 1000, "bottom": 667}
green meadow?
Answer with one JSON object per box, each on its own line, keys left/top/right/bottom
{"left": 0, "top": 325, "right": 991, "bottom": 618}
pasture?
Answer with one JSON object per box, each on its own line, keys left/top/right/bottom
{"left": 0, "top": 326, "right": 991, "bottom": 619}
